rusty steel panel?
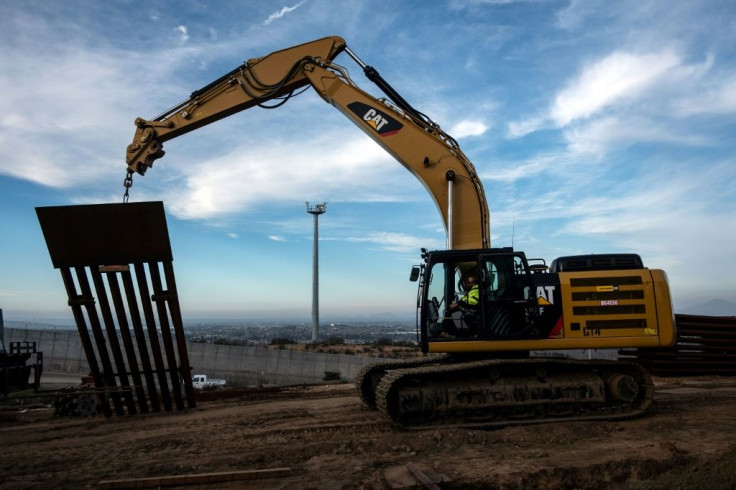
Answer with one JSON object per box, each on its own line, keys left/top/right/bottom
{"left": 37, "top": 202, "right": 195, "bottom": 416}
{"left": 619, "top": 314, "right": 736, "bottom": 376}
{"left": 36, "top": 202, "right": 172, "bottom": 268}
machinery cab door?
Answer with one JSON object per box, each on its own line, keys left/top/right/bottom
{"left": 422, "top": 255, "right": 480, "bottom": 339}
{"left": 479, "top": 253, "right": 534, "bottom": 338}
{"left": 423, "top": 251, "right": 540, "bottom": 341}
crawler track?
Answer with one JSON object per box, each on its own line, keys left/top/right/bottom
{"left": 365, "top": 357, "right": 654, "bottom": 429}
{"left": 355, "top": 355, "right": 449, "bottom": 408}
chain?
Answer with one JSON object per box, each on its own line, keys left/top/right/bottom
{"left": 123, "top": 170, "right": 134, "bottom": 203}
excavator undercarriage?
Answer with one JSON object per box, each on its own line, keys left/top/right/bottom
{"left": 357, "top": 355, "right": 653, "bottom": 429}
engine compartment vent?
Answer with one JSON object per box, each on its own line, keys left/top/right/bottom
{"left": 550, "top": 253, "right": 644, "bottom": 272}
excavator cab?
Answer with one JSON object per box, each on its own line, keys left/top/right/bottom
{"left": 416, "top": 248, "right": 563, "bottom": 352}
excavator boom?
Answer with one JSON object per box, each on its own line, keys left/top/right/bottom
{"left": 126, "top": 36, "right": 490, "bottom": 250}
{"left": 126, "top": 36, "right": 346, "bottom": 174}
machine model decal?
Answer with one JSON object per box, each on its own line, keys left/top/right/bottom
{"left": 348, "top": 102, "right": 403, "bottom": 137}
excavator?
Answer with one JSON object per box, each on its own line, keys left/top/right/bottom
{"left": 125, "top": 36, "right": 676, "bottom": 428}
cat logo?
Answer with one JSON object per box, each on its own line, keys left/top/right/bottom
{"left": 347, "top": 102, "right": 403, "bottom": 137}
{"left": 536, "top": 286, "right": 555, "bottom": 305}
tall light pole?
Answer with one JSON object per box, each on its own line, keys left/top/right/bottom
{"left": 306, "top": 202, "right": 326, "bottom": 343}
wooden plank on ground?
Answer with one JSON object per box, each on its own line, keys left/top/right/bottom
{"left": 407, "top": 464, "right": 442, "bottom": 489}
{"left": 99, "top": 467, "right": 292, "bottom": 489}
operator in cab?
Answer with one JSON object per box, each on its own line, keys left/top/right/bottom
{"left": 443, "top": 275, "right": 480, "bottom": 336}
{"left": 450, "top": 276, "right": 479, "bottom": 312}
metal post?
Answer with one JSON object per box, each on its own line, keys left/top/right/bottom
{"left": 446, "top": 170, "right": 456, "bottom": 250}
{"left": 0, "top": 308, "right": 5, "bottom": 353}
{"left": 306, "top": 202, "right": 327, "bottom": 343}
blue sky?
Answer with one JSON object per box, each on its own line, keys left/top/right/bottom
{"left": 1, "top": 0, "right": 734, "bottom": 322}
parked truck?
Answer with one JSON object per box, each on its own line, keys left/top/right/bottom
{"left": 192, "top": 374, "right": 226, "bottom": 390}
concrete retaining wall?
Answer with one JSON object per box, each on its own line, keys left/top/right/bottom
{"left": 5, "top": 327, "right": 384, "bottom": 387}
{"left": 6, "top": 327, "right": 89, "bottom": 374}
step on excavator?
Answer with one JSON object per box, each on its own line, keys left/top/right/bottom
{"left": 124, "top": 36, "right": 676, "bottom": 428}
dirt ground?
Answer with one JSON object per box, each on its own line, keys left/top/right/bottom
{"left": 2, "top": 375, "right": 736, "bottom": 489}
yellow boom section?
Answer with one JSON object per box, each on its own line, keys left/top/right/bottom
{"left": 125, "top": 36, "right": 490, "bottom": 250}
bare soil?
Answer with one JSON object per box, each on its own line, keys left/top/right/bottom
{"left": 2, "top": 376, "right": 736, "bottom": 489}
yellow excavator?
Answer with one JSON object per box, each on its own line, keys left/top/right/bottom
{"left": 126, "top": 36, "right": 676, "bottom": 428}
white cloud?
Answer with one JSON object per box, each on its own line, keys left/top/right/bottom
{"left": 506, "top": 47, "right": 736, "bottom": 158}
{"left": 227, "top": 232, "right": 238, "bottom": 239}
{"left": 0, "top": 51, "right": 150, "bottom": 186}
{"left": 480, "top": 154, "right": 569, "bottom": 182}
{"left": 506, "top": 116, "right": 546, "bottom": 138}
{"left": 555, "top": 0, "right": 600, "bottom": 29}
{"left": 175, "top": 25, "right": 189, "bottom": 42}
{"left": 346, "top": 232, "right": 443, "bottom": 253}
{"left": 672, "top": 74, "right": 736, "bottom": 116}
{"left": 0, "top": 12, "right": 210, "bottom": 188}
{"left": 551, "top": 50, "right": 680, "bottom": 126}
{"left": 161, "top": 134, "right": 417, "bottom": 221}
{"left": 564, "top": 116, "right": 707, "bottom": 155}
{"left": 507, "top": 50, "right": 681, "bottom": 138}
{"left": 450, "top": 0, "right": 543, "bottom": 8}
{"left": 268, "top": 235, "right": 286, "bottom": 242}
{"left": 263, "top": 1, "right": 306, "bottom": 26}
{"left": 449, "top": 119, "right": 488, "bottom": 138}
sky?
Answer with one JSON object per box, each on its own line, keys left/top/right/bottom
{"left": 1, "top": 0, "right": 734, "bottom": 323}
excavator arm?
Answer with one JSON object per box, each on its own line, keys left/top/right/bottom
{"left": 125, "top": 36, "right": 490, "bottom": 250}
{"left": 126, "top": 36, "right": 347, "bottom": 172}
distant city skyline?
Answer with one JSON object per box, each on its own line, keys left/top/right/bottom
{"left": 3, "top": 296, "right": 734, "bottom": 326}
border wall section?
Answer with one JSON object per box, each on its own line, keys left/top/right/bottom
{"left": 5, "top": 327, "right": 383, "bottom": 387}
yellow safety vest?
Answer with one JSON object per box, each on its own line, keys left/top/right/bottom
{"left": 461, "top": 285, "right": 479, "bottom": 308}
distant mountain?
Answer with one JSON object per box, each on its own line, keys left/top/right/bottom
{"left": 678, "top": 299, "right": 736, "bottom": 317}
